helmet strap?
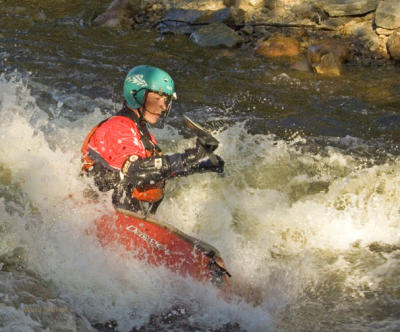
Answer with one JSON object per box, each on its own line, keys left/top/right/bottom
{"left": 136, "top": 90, "right": 148, "bottom": 124}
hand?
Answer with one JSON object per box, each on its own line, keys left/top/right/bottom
{"left": 184, "top": 138, "right": 208, "bottom": 163}
{"left": 197, "top": 154, "right": 224, "bottom": 174}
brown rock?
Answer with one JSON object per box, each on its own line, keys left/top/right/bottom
{"left": 307, "top": 40, "right": 350, "bottom": 65}
{"left": 387, "top": 32, "right": 400, "bottom": 61}
{"left": 93, "top": 0, "right": 141, "bottom": 28}
{"left": 376, "top": 28, "right": 395, "bottom": 36}
{"left": 255, "top": 36, "right": 300, "bottom": 58}
{"left": 173, "top": 0, "right": 226, "bottom": 11}
{"left": 375, "top": 0, "right": 400, "bottom": 30}
{"left": 190, "top": 22, "right": 243, "bottom": 48}
{"left": 319, "top": 0, "right": 379, "bottom": 17}
{"left": 314, "top": 53, "right": 342, "bottom": 76}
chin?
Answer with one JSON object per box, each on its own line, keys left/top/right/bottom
{"left": 147, "top": 116, "right": 160, "bottom": 124}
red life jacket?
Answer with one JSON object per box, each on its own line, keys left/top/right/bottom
{"left": 81, "top": 107, "right": 164, "bottom": 203}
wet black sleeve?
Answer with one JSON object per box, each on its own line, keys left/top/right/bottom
{"left": 123, "top": 148, "right": 223, "bottom": 188}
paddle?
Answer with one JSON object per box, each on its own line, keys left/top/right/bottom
{"left": 183, "top": 115, "right": 220, "bottom": 166}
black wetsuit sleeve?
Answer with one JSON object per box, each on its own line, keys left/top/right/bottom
{"left": 123, "top": 148, "right": 224, "bottom": 187}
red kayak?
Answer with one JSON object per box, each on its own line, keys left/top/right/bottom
{"left": 95, "top": 208, "right": 231, "bottom": 292}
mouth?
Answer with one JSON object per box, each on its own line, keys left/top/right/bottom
{"left": 146, "top": 110, "right": 163, "bottom": 117}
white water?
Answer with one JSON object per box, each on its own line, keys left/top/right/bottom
{"left": 1, "top": 75, "right": 400, "bottom": 331}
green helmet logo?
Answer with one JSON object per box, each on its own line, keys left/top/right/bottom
{"left": 123, "top": 65, "right": 175, "bottom": 109}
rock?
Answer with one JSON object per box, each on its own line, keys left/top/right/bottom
{"left": 253, "top": 25, "right": 271, "bottom": 39}
{"left": 235, "top": 0, "right": 271, "bottom": 21}
{"left": 307, "top": 40, "right": 350, "bottom": 66}
{"left": 342, "top": 20, "right": 380, "bottom": 52}
{"left": 377, "top": 35, "right": 391, "bottom": 59}
{"left": 376, "top": 28, "right": 395, "bottom": 36}
{"left": 158, "top": 8, "right": 244, "bottom": 35}
{"left": 318, "top": 0, "right": 378, "bottom": 17}
{"left": 93, "top": 0, "right": 142, "bottom": 28}
{"left": 241, "top": 24, "right": 254, "bottom": 35}
{"left": 161, "top": 8, "right": 203, "bottom": 23}
{"left": 190, "top": 23, "right": 243, "bottom": 47}
{"left": 196, "top": 7, "right": 242, "bottom": 25}
{"left": 236, "top": 0, "right": 265, "bottom": 12}
{"left": 171, "top": 0, "right": 226, "bottom": 11}
{"left": 321, "top": 16, "right": 355, "bottom": 29}
{"left": 290, "top": 2, "right": 316, "bottom": 20}
{"left": 307, "top": 40, "right": 350, "bottom": 75}
{"left": 375, "top": 0, "right": 400, "bottom": 30}
{"left": 157, "top": 9, "right": 202, "bottom": 34}
{"left": 387, "top": 32, "right": 400, "bottom": 60}
{"left": 228, "top": 7, "right": 247, "bottom": 25}
{"left": 314, "top": 53, "right": 342, "bottom": 76}
{"left": 224, "top": 0, "right": 236, "bottom": 7}
{"left": 255, "top": 36, "right": 300, "bottom": 58}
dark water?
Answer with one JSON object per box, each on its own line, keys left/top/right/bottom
{"left": 1, "top": 1, "right": 400, "bottom": 331}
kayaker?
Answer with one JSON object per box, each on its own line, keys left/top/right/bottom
{"left": 81, "top": 65, "right": 224, "bottom": 215}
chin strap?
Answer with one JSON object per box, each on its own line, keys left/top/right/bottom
{"left": 138, "top": 90, "right": 148, "bottom": 123}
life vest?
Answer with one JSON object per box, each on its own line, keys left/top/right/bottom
{"left": 81, "top": 106, "right": 164, "bottom": 203}
{"left": 81, "top": 119, "right": 107, "bottom": 172}
{"left": 130, "top": 149, "right": 165, "bottom": 203}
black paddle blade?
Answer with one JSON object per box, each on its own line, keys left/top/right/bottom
{"left": 183, "top": 115, "right": 219, "bottom": 153}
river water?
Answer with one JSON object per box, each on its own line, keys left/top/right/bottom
{"left": 1, "top": 1, "right": 400, "bottom": 331}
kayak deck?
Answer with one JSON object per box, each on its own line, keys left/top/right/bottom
{"left": 95, "top": 208, "right": 231, "bottom": 291}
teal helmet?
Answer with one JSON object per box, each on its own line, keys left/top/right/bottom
{"left": 123, "top": 65, "right": 176, "bottom": 111}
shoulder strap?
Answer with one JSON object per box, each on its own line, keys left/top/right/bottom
{"left": 116, "top": 105, "right": 162, "bottom": 155}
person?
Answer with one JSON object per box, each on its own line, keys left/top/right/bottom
{"left": 81, "top": 65, "right": 224, "bottom": 215}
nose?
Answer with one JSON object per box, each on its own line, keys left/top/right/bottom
{"left": 160, "top": 96, "right": 167, "bottom": 111}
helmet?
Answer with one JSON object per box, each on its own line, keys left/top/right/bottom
{"left": 123, "top": 65, "right": 176, "bottom": 110}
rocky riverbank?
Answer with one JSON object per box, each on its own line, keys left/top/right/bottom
{"left": 92, "top": 0, "right": 400, "bottom": 76}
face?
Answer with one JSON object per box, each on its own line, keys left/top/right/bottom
{"left": 142, "top": 91, "right": 168, "bottom": 124}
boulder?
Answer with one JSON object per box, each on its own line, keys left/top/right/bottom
{"left": 236, "top": 0, "right": 265, "bottom": 12}
{"left": 157, "top": 8, "right": 202, "bottom": 34}
{"left": 93, "top": 0, "right": 142, "bottom": 28}
{"left": 290, "top": 2, "right": 317, "bottom": 20}
{"left": 314, "top": 53, "right": 342, "bottom": 76}
{"left": 307, "top": 40, "right": 350, "bottom": 76}
{"left": 196, "top": 7, "right": 243, "bottom": 24}
{"left": 376, "top": 27, "right": 395, "bottom": 36}
{"left": 255, "top": 36, "right": 300, "bottom": 58}
{"left": 253, "top": 1, "right": 294, "bottom": 23}
{"left": 321, "top": 17, "right": 355, "bottom": 30}
{"left": 318, "top": 0, "right": 378, "bottom": 17}
{"left": 223, "top": 0, "right": 236, "bottom": 7}
{"left": 170, "top": 0, "right": 226, "bottom": 11}
{"left": 375, "top": 0, "right": 400, "bottom": 30}
{"left": 190, "top": 22, "right": 243, "bottom": 47}
{"left": 342, "top": 20, "right": 380, "bottom": 52}
{"left": 387, "top": 32, "right": 400, "bottom": 60}
{"left": 307, "top": 40, "right": 350, "bottom": 65}
{"left": 158, "top": 7, "right": 245, "bottom": 34}
{"left": 161, "top": 8, "right": 203, "bottom": 23}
